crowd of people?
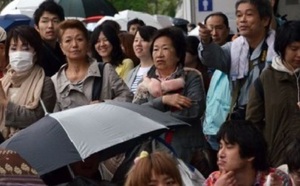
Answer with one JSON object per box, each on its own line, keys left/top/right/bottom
{"left": 0, "top": 0, "right": 300, "bottom": 185}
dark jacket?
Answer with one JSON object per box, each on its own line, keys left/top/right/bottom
{"left": 246, "top": 60, "right": 300, "bottom": 166}
{"left": 41, "top": 42, "right": 66, "bottom": 77}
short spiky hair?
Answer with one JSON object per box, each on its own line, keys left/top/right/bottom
{"left": 33, "top": 0, "right": 65, "bottom": 25}
{"left": 235, "top": 0, "right": 272, "bottom": 19}
{"left": 57, "top": 19, "right": 89, "bottom": 43}
{"left": 217, "top": 120, "right": 269, "bottom": 171}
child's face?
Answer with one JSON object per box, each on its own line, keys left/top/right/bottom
{"left": 148, "top": 171, "right": 180, "bottom": 186}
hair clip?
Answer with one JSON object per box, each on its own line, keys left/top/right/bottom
{"left": 134, "top": 151, "right": 149, "bottom": 164}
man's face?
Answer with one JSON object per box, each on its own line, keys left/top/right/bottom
{"left": 35, "top": 11, "right": 61, "bottom": 43}
{"left": 236, "top": 2, "right": 270, "bottom": 38}
{"left": 217, "top": 139, "right": 253, "bottom": 173}
{"left": 206, "top": 15, "right": 229, "bottom": 46}
{"left": 129, "top": 24, "right": 140, "bottom": 35}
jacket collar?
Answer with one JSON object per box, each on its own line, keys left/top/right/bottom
{"left": 55, "top": 58, "right": 100, "bottom": 94}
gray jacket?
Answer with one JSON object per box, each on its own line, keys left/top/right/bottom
{"left": 52, "top": 60, "right": 133, "bottom": 111}
{"left": 6, "top": 76, "right": 56, "bottom": 129}
{"left": 133, "top": 68, "right": 206, "bottom": 162}
{"left": 198, "top": 38, "right": 273, "bottom": 106}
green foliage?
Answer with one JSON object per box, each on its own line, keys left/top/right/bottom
{"left": 0, "top": 0, "right": 12, "bottom": 11}
{"left": 109, "top": 0, "right": 181, "bottom": 17}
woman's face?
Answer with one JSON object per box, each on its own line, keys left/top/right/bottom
{"left": 60, "top": 28, "right": 88, "bottom": 61}
{"left": 284, "top": 41, "right": 300, "bottom": 70}
{"left": 152, "top": 36, "right": 179, "bottom": 75}
{"left": 149, "top": 171, "right": 180, "bottom": 186}
{"left": 94, "top": 31, "right": 113, "bottom": 62}
{"left": 133, "top": 31, "right": 152, "bottom": 60}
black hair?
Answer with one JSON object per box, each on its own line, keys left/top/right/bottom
{"left": 150, "top": 26, "right": 186, "bottom": 67}
{"left": 186, "top": 36, "right": 200, "bottom": 56}
{"left": 90, "top": 24, "right": 124, "bottom": 66}
{"left": 285, "top": 137, "right": 300, "bottom": 173}
{"left": 58, "top": 19, "right": 89, "bottom": 43}
{"left": 5, "top": 25, "right": 44, "bottom": 67}
{"left": 217, "top": 120, "right": 269, "bottom": 171}
{"left": 33, "top": 0, "right": 65, "bottom": 25}
{"left": 136, "top": 26, "right": 158, "bottom": 42}
{"left": 204, "top": 12, "right": 229, "bottom": 28}
{"left": 102, "top": 20, "right": 121, "bottom": 33}
{"left": 188, "top": 23, "right": 196, "bottom": 30}
{"left": 235, "top": 0, "right": 272, "bottom": 27}
{"left": 127, "top": 18, "right": 145, "bottom": 31}
{"left": 274, "top": 20, "right": 300, "bottom": 58}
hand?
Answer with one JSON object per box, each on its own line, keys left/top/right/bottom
{"left": 215, "top": 171, "right": 237, "bottom": 186}
{"left": 264, "top": 173, "right": 283, "bottom": 186}
{"left": 8, "top": 127, "right": 20, "bottom": 138}
{"left": 0, "top": 81, "right": 8, "bottom": 107}
{"left": 198, "top": 22, "right": 212, "bottom": 44}
{"left": 162, "top": 94, "right": 192, "bottom": 110}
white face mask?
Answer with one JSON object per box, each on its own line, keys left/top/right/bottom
{"left": 9, "top": 51, "right": 34, "bottom": 72}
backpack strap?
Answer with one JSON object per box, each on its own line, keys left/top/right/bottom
{"left": 227, "top": 39, "right": 268, "bottom": 120}
{"left": 92, "top": 62, "right": 107, "bottom": 101}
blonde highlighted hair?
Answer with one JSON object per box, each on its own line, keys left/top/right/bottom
{"left": 125, "top": 151, "right": 182, "bottom": 186}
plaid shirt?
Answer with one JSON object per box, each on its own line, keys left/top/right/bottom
{"left": 204, "top": 168, "right": 292, "bottom": 186}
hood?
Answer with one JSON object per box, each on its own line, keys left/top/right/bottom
{"left": 271, "top": 56, "right": 300, "bottom": 75}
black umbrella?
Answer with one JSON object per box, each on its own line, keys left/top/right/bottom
{"left": 0, "top": 102, "right": 188, "bottom": 176}
{"left": 54, "top": 0, "right": 118, "bottom": 18}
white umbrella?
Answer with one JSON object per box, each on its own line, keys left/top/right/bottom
{"left": 1, "top": 0, "right": 45, "bottom": 18}
{"left": 116, "top": 10, "right": 163, "bottom": 29}
{"left": 188, "top": 25, "right": 200, "bottom": 37}
{"left": 95, "top": 15, "right": 128, "bottom": 31}
{"left": 153, "top": 14, "right": 173, "bottom": 28}
{"left": 94, "top": 10, "right": 164, "bottom": 32}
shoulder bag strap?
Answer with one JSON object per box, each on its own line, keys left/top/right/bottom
{"left": 92, "top": 62, "right": 106, "bottom": 101}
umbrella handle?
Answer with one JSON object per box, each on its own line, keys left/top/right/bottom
{"left": 39, "top": 98, "right": 49, "bottom": 116}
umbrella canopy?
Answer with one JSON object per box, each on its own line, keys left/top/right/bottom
{"left": 95, "top": 10, "right": 165, "bottom": 31}
{"left": 0, "top": 14, "right": 33, "bottom": 32}
{"left": 54, "top": 0, "right": 118, "bottom": 18}
{"left": 0, "top": 0, "right": 44, "bottom": 18}
{"left": 0, "top": 102, "right": 188, "bottom": 176}
{"left": 116, "top": 10, "right": 163, "bottom": 29}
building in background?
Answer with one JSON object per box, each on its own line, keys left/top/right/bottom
{"left": 176, "top": 0, "right": 300, "bottom": 34}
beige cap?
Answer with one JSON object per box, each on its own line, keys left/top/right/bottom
{"left": 0, "top": 27, "right": 7, "bottom": 42}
